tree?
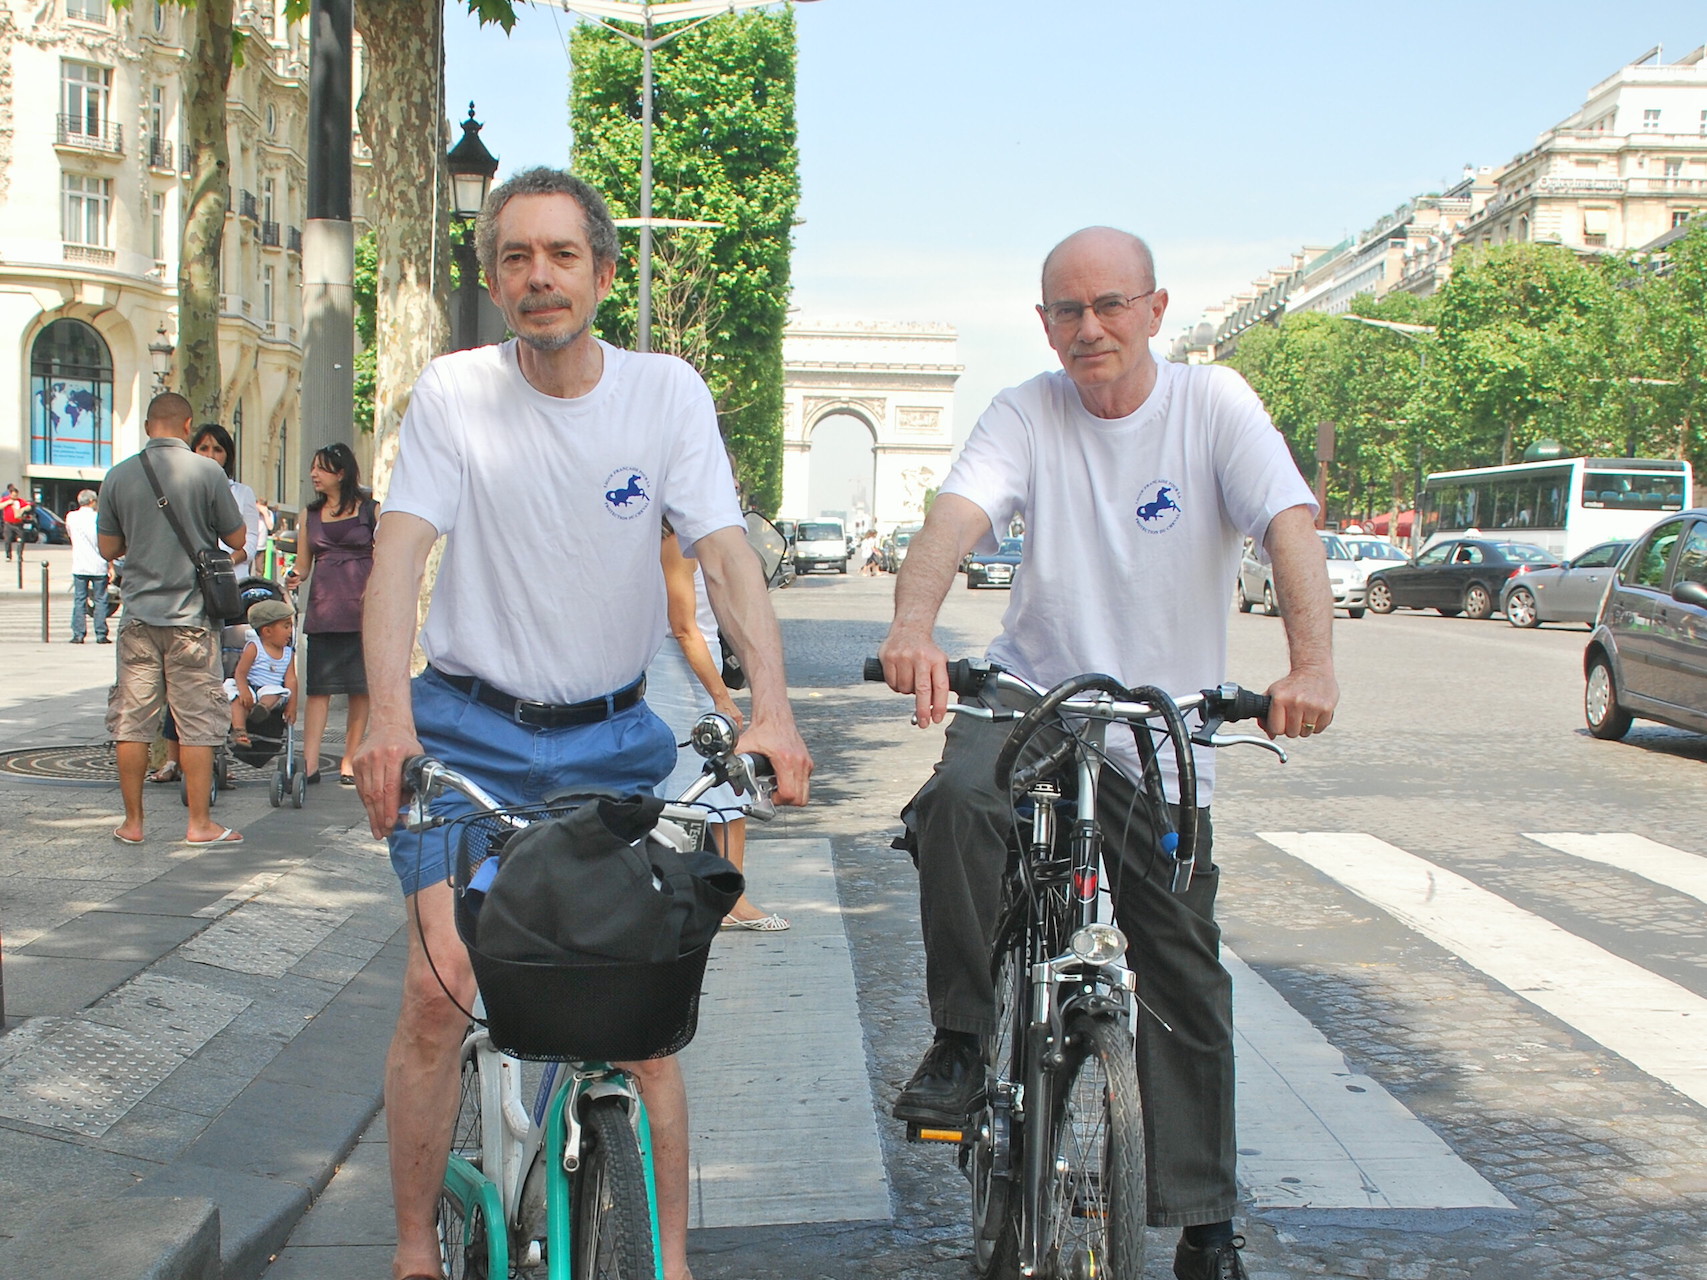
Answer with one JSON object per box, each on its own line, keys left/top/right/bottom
{"left": 570, "top": 8, "right": 801, "bottom": 513}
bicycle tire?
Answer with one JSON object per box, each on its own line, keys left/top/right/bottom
{"left": 1040, "top": 1015, "right": 1145, "bottom": 1280}
{"left": 971, "top": 933, "right": 1026, "bottom": 1280}
{"left": 439, "top": 1040, "right": 495, "bottom": 1280}
{"left": 571, "top": 1096, "right": 657, "bottom": 1280}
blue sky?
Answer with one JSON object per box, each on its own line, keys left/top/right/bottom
{"left": 445, "top": 1, "right": 1703, "bottom": 475}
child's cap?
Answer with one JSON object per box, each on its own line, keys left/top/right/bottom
{"left": 248, "top": 600, "right": 294, "bottom": 629}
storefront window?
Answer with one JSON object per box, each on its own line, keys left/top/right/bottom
{"left": 30, "top": 318, "right": 113, "bottom": 467}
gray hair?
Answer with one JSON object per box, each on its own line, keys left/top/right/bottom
{"left": 77, "top": 488, "right": 97, "bottom": 506}
{"left": 475, "top": 167, "right": 618, "bottom": 280}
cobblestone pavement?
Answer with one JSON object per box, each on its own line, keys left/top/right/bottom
{"left": 266, "top": 571, "right": 1707, "bottom": 1280}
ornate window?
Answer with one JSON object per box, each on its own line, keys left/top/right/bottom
{"left": 29, "top": 319, "right": 113, "bottom": 468}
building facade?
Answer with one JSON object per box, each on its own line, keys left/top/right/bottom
{"left": 0, "top": 0, "right": 314, "bottom": 517}
{"left": 1457, "top": 46, "right": 1706, "bottom": 254}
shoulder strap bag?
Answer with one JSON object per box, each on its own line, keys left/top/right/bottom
{"left": 138, "top": 449, "right": 244, "bottom": 625}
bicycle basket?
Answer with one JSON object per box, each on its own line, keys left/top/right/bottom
{"left": 449, "top": 795, "right": 741, "bottom": 1062}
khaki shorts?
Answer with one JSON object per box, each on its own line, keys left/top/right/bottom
{"left": 107, "top": 620, "right": 229, "bottom": 746}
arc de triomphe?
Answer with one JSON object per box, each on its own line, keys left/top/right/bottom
{"left": 780, "top": 320, "right": 962, "bottom": 529}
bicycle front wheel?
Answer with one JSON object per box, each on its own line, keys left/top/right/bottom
{"left": 1040, "top": 1015, "right": 1145, "bottom": 1280}
{"left": 571, "top": 1096, "right": 657, "bottom": 1280}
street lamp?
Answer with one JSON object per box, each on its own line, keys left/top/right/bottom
{"left": 445, "top": 103, "right": 500, "bottom": 351}
{"left": 148, "top": 323, "right": 175, "bottom": 391}
{"left": 1339, "top": 313, "right": 1437, "bottom": 553}
{"left": 559, "top": 0, "right": 820, "bottom": 352}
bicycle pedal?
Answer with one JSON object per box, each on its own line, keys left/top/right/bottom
{"left": 906, "top": 1122, "right": 966, "bottom": 1144}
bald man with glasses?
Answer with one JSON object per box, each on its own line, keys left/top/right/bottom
{"left": 876, "top": 227, "right": 1338, "bottom": 1280}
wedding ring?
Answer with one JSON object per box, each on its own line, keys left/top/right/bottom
{"left": 1302, "top": 722, "right": 1316, "bottom": 732}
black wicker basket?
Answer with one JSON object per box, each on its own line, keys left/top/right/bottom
{"left": 448, "top": 806, "right": 710, "bottom": 1062}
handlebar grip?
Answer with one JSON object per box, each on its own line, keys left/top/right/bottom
{"left": 401, "top": 754, "right": 433, "bottom": 793}
{"left": 863, "top": 657, "right": 885, "bottom": 682}
{"left": 742, "top": 752, "right": 774, "bottom": 779}
{"left": 864, "top": 656, "right": 999, "bottom": 696}
{"left": 1224, "top": 688, "right": 1272, "bottom": 724}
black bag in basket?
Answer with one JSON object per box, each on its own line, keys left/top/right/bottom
{"left": 460, "top": 794, "right": 744, "bottom": 1061}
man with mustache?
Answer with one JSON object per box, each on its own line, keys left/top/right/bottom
{"left": 876, "top": 227, "right": 1337, "bottom": 1280}
{"left": 353, "top": 167, "right": 812, "bottom": 1280}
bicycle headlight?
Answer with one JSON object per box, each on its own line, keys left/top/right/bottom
{"left": 1068, "top": 923, "right": 1127, "bottom": 965}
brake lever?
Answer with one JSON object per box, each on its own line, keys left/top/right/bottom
{"left": 937, "top": 705, "right": 1019, "bottom": 724}
{"left": 1197, "top": 730, "right": 1288, "bottom": 760}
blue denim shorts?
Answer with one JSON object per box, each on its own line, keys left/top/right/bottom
{"left": 388, "top": 666, "right": 677, "bottom": 897}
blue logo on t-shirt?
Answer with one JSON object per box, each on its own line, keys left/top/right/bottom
{"left": 603, "top": 467, "right": 652, "bottom": 520}
{"left": 1135, "top": 481, "right": 1183, "bottom": 533}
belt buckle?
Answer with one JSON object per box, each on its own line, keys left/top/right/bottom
{"left": 514, "top": 699, "right": 555, "bottom": 727}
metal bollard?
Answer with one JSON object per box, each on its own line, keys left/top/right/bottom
{"left": 41, "top": 563, "right": 49, "bottom": 642}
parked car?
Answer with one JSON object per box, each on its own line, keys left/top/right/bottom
{"left": 1366, "top": 538, "right": 1560, "bottom": 619}
{"left": 791, "top": 519, "right": 849, "bottom": 574}
{"left": 1584, "top": 511, "right": 1707, "bottom": 740}
{"left": 1237, "top": 531, "right": 1369, "bottom": 618}
{"left": 965, "top": 537, "right": 1024, "bottom": 589}
{"left": 21, "top": 504, "right": 71, "bottom": 545}
{"left": 1499, "top": 540, "right": 1631, "bottom": 629}
{"left": 880, "top": 524, "right": 923, "bottom": 574}
{"left": 1340, "top": 535, "right": 1408, "bottom": 564}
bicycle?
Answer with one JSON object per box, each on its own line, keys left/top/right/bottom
{"left": 403, "top": 711, "right": 777, "bottom": 1280}
{"left": 865, "top": 656, "right": 1284, "bottom": 1280}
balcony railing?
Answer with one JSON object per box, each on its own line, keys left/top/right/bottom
{"left": 265, "top": 320, "right": 298, "bottom": 344}
{"left": 146, "top": 134, "right": 174, "bottom": 170}
{"left": 220, "top": 292, "right": 253, "bottom": 317}
{"left": 64, "top": 243, "right": 116, "bottom": 266}
{"left": 1628, "top": 176, "right": 1707, "bottom": 195}
{"left": 56, "top": 115, "right": 123, "bottom": 156}
{"left": 261, "top": 220, "right": 281, "bottom": 247}
{"left": 237, "top": 189, "right": 258, "bottom": 221}
{"left": 286, "top": 225, "right": 303, "bottom": 254}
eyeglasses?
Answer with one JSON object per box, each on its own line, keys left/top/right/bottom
{"left": 1038, "top": 290, "right": 1157, "bottom": 327}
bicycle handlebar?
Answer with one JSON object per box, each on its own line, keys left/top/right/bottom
{"left": 863, "top": 655, "right": 991, "bottom": 698}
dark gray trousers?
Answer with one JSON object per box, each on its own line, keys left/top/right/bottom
{"left": 908, "top": 701, "right": 1237, "bottom": 1227}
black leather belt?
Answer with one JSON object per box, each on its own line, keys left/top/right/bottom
{"left": 430, "top": 667, "right": 646, "bottom": 728}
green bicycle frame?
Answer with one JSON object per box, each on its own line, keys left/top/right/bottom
{"left": 543, "top": 1067, "right": 666, "bottom": 1280}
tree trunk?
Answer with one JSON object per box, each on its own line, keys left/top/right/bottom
{"left": 177, "top": 0, "right": 234, "bottom": 421}
{"left": 354, "top": 0, "right": 449, "bottom": 502}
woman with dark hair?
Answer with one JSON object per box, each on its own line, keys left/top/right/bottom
{"left": 286, "top": 443, "right": 376, "bottom": 784}
{"left": 192, "top": 422, "right": 263, "bottom": 567}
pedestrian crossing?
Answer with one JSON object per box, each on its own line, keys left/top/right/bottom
{"left": 1257, "top": 831, "right": 1707, "bottom": 1117}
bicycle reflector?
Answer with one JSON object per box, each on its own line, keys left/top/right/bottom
{"left": 1068, "top": 923, "right": 1127, "bottom": 965}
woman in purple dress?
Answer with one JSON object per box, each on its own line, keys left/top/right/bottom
{"left": 286, "top": 444, "right": 376, "bottom": 784}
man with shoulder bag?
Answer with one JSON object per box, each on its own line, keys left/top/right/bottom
{"left": 98, "top": 392, "right": 250, "bottom": 846}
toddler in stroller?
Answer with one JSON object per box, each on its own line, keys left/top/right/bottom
{"left": 217, "top": 580, "right": 310, "bottom": 807}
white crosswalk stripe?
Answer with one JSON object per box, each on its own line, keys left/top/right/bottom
{"left": 1523, "top": 831, "right": 1707, "bottom": 907}
{"left": 1257, "top": 831, "right": 1707, "bottom": 1113}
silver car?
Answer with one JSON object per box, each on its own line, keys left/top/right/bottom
{"left": 1500, "top": 540, "right": 1630, "bottom": 629}
{"left": 1237, "top": 531, "right": 1368, "bottom": 618}
{"left": 1584, "top": 511, "right": 1707, "bottom": 740}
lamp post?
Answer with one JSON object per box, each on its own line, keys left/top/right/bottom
{"left": 147, "top": 323, "right": 175, "bottom": 391}
{"left": 1339, "top": 314, "right": 1437, "bottom": 553}
{"left": 559, "top": 0, "right": 818, "bottom": 352}
{"left": 445, "top": 103, "right": 500, "bottom": 352}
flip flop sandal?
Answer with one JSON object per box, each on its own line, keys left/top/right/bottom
{"left": 112, "top": 829, "right": 144, "bottom": 845}
{"left": 720, "top": 913, "right": 791, "bottom": 932}
{"left": 184, "top": 827, "right": 244, "bottom": 846}
{"left": 147, "top": 764, "right": 181, "bottom": 784}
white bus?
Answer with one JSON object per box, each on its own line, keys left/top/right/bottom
{"left": 1418, "top": 456, "right": 1693, "bottom": 560}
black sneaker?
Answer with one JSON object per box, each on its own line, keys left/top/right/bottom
{"left": 892, "top": 1036, "right": 982, "bottom": 1125}
{"left": 1173, "top": 1234, "right": 1248, "bottom": 1280}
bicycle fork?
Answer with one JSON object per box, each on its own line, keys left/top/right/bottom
{"left": 541, "top": 1068, "right": 666, "bottom": 1280}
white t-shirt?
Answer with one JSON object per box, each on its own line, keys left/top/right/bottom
{"left": 67, "top": 505, "right": 106, "bottom": 578}
{"left": 941, "top": 358, "right": 1315, "bottom": 804}
{"left": 386, "top": 339, "right": 743, "bottom": 705}
{"left": 229, "top": 480, "right": 262, "bottom": 568}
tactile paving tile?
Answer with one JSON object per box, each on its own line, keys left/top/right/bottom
{"left": 178, "top": 900, "right": 356, "bottom": 976}
{"left": 0, "top": 974, "right": 250, "bottom": 1137}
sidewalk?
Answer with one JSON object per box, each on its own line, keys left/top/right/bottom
{"left": 0, "top": 597, "right": 403, "bottom": 1279}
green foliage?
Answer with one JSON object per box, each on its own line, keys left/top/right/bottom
{"left": 570, "top": 8, "right": 800, "bottom": 514}
{"left": 353, "top": 227, "right": 377, "bottom": 433}
{"left": 1226, "top": 229, "right": 1707, "bottom": 524}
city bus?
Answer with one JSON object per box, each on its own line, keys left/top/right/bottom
{"left": 1417, "top": 457, "right": 1693, "bottom": 560}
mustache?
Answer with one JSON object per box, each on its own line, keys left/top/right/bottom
{"left": 518, "top": 292, "right": 573, "bottom": 313}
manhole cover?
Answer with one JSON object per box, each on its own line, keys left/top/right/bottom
{"left": 0, "top": 733, "right": 344, "bottom": 783}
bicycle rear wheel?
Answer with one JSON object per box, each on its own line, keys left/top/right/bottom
{"left": 1041, "top": 1015, "right": 1145, "bottom": 1280}
{"left": 440, "top": 1037, "right": 508, "bottom": 1280}
{"left": 571, "top": 1096, "right": 657, "bottom": 1280}
{"left": 971, "top": 935, "right": 1025, "bottom": 1280}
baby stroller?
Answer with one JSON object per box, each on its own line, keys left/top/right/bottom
{"left": 183, "top": 576, "right": 306, "bottom": 809}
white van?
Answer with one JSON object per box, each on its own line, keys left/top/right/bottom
{"left": 792, "top": 519, "right": 848, "bottom": 574}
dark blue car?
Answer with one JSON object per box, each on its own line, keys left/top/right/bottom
{"left": 966, "top": 537, "right": 1024, "bottom": 590}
